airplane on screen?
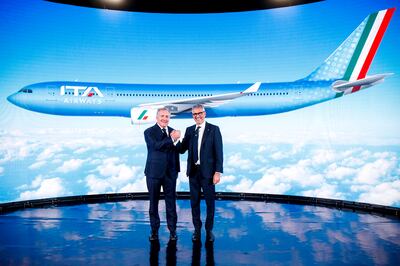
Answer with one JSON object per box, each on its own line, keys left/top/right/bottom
{"left": 7, "top": 8, "right": 395, "bottom": 125}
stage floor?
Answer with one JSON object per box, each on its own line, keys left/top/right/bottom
{"left": 0, "top": 199, "right": 399, "bottom": 265}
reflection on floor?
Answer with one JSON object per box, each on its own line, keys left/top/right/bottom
{"left": 0, "top": 200, "right": 399, "bottom": 265}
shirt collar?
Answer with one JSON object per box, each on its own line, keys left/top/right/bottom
{"left": 157, "top": 124, "right": 168, "bottom": 132}
{"left": 196, "top": 121, "right": 206, "bottom": 130}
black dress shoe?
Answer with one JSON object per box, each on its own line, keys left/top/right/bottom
{"left": 149, "top": 231, "right": 159, "bottom": 241}
{"left": 192, "top": 231, "right": 201, "bottom": 242}
{"left": 206, "top": 231, "right": 215, "bottom": 242}
{"left": 169, "top": 232, "right": 178, "bottom": 241}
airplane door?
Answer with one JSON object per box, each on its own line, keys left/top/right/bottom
{"left": 105, "top": 87, "right": 116, "bottom": 103}
{"left": 46, "top": 85, "right": 58, "bottom": 102}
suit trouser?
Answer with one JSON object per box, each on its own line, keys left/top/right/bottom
{"left": 146, "top": 174, "right": 177, "bottom": 233}
{"left": 189, "top": 166, "right": 215, "bottom": 232}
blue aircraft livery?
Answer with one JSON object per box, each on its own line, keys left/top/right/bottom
{"left": 7, "top": 8, "right": 395, "bottom": 125}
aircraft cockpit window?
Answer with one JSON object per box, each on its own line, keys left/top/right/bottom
{"left": 18, "top": 88, "right": 32, "bottom": 93}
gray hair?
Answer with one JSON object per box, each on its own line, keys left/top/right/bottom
{"left": 157, "top": 107, "right": 170, "bottom": 115}
{"left": 192, "top": 104, "right": 205, "bottom": 111}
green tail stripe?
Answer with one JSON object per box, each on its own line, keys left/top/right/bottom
{"left": 343, "top": 12, "right": 378, "bottom": 80}
{"left": 335, "top": 92, "right": 344, "bottom": 98}
{"left": 138, "top": 110, "right": 147, "bottom": 120}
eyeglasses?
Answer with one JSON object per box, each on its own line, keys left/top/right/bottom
{"left": 192, "top": 111, "right": 204, "bottom": 117}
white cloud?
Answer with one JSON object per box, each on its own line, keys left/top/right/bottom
{"left": 0, "top": 137, "right": 40, "bottom": 163}
{"left": 251, "top": 173, "right": 291, "bottom": 194}
{"left": 257, "top": 146, "right": 266, "bottom": 153}
{"left": 372, "top": 151, "right": 393, "bottom": 159}
{"left": 312, "top": 149, "right": 336, "bottom": 165}
{"left": 18, "top": 177, "right": 67, "bottom": 201}
{"left": 326, "top": 163, "right": 356, "bottom": 180}
{"left": 118, "top": 179, "right": 147, "bottom": 193}
{"left": 270, "top": 151, "right": 289, "bottom": 160}
{"left": 271, "top": 161, "right": 324, "bottom": 187}
{"left": 355, "top": 158, "right": 396, "bottom": 184}
{"left": 86, "top": 174, "right": 112, "bottom": 194}
{"left": 226, "top": 178, "right": 253, "bottom": 192}
{"left": 269, "top": 144, "right": 304, "bottom": 161}
{"left": 56, "top": 159, "right": 85, "bottom": 173}
{"left": 0, "top": 166, "right": 3, "bottom": 175}
{"left": 219, "top": 174, "right": 236, "bottom": 185}
{"left": 37, "top": 144, "right": 63, "bottom": 161}
{"left": 85, "top": 158, "right": 143, "bottom": 194}
{"left": 341, "top": 156, "right": 365, "bottom": 168}
{"left": 358, "top": 180, "right": 400, "bottom": 206}
{"left": 29, "top": 161, "right": 47, "bottom": 170}
{"left": 349, "top": 184, "right": 370, "bottom": 193}
{"left": 96, "top": 157, "right": 123, "bottom": 176}
{"left": 302, "top": 184, "right": 343, "bottom": 199}
{"left": 226, "top": 172, "right": 291, "bottom": 194}
{"left": 226, "top": 153, "right": 253, "bottom": 170}
{"left": 254, "top": 155, "right": 267, "bottom": 163}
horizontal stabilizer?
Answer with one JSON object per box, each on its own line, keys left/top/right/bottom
{"left": 332, "top": 73, "right": 393, "bottom": 92}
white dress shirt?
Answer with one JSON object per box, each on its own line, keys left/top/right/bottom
{"left": 195, "top": 121, "right": 206, "bottom": 165}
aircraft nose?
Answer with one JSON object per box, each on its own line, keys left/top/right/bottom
{"left": 7, "top": 93, "right": 17, "bottom": 105}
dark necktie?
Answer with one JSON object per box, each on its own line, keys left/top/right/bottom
{"left": 193, "top": 126, "right": 201, "bottom": 164}
{"left": 162, "top": 128, "right": 167, "bottom": 138}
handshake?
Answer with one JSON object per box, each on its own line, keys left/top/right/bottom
{"left": 170, "top": 130, "right": 181, "bottom": 142}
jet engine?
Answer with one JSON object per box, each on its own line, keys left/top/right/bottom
{"left": 130, "top": 107, "right": 158, "bottom": 125}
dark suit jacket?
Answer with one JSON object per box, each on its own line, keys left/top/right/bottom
{"left": 144, "top": 124, "right": 180, "bottom": 179}
{"left": 178, "top": 122, "right": 223, "bottom": 178}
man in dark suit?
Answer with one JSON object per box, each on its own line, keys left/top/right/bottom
{"left": 144, "top": 107, "right": 181, "bottom": 242}
{"left": 178, "top": 104, "right": 223, "bottom": 242}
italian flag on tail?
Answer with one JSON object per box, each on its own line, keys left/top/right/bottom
{"left": 343, "top": 8, "right": 395, "bottom": 94}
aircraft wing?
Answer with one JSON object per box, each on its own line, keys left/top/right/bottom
{"left": 139, "top": 82, "right": 261, "bottom": 114}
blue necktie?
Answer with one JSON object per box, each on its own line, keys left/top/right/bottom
{"left": 162, "top": 128, "right": 167, "bottom": 138}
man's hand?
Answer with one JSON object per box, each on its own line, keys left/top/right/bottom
{"left": 213, "top": 172, "right": 221, "bottom": 184}
{"left": 171, "top": 130, "right": 181, "bottom": 141}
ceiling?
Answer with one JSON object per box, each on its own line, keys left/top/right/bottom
{"left": 45, "top": 0, "right": 324, "bottom": 13}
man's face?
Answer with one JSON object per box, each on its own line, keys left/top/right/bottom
{"left": 156, "top": 109, "right": 170, "bottom": 128}
{"left": 192, "top": 107, "right": 206, "bottom": 125}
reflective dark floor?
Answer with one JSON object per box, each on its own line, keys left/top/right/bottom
{"left": 0, "top": 200, "right": 399, "bottom": 265}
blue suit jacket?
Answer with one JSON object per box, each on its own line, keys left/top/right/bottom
{"left": 179, "top": 122, "right": 223, "bottom": 178}
{"left": 144, "top": 124, "right": 180, "bottom": 179}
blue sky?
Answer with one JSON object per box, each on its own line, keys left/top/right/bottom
{"left": 0, "top": 0, "right": 399, "bottom": 205}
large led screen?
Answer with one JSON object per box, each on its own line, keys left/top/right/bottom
{"left": 1, "top": 0, "right": 399, "bottom": 206}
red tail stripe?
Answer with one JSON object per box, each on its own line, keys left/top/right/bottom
{"left": 352, "top": 8, "right": 395, "bottom": 93}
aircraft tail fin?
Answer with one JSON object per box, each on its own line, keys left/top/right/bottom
{"left": 304, "top": 8, "right": 395, "bottom": 89}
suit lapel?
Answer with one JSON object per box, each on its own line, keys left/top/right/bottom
{"left": 167, "top": 126, "right": 174, "bottom": 137}
{"left": 190, "top": 125, "right": 196, "bottom": 151}
{"left": 154, "top": 124, "right": 164, "bottom": 139}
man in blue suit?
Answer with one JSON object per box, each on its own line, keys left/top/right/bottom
{"left": 144, "top": 107, "right": 181, "bottom": 242}
{"left": 178, "top": 104, "right": 223, "bottom": 242}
